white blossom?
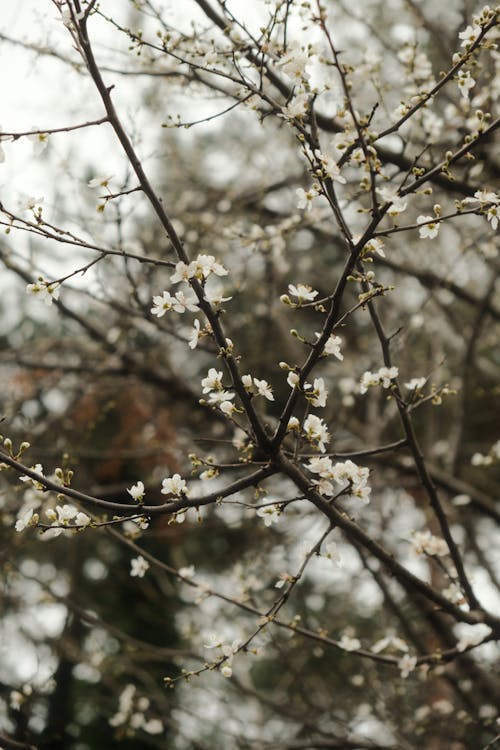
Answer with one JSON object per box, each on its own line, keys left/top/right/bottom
{"left": 19, "top": 194, "right": 44, "bottom": 212}
{"left": 377, "top": 186, "right": 408, "bottom": 215}
{"left": 456, "top": 625, "right": 491, "bottom": 652}
{"left": 305, "top": 456, "right": 335, "bottom": 477}
{"left": 411, "top": 530, "right": 448, "bottom": 557}
{"left": 312, "top": 478, "right": 335, "bottom": 496}
{"left": 242, "top": 375, "right": 274, "bottom": 400}
{"left": 462, "top": 189, "right": 499, "bottom": 206}
{"left": 161, "top": 474, "right": 188, "bottom": 496}
{"left": 19, "top": 463, "right": 45, "bottom": 489}
{"left": 88, "top": 174, "right": 113, "bottom": 188}
{"left": 219, "top": 400, "right": 237, "bottom": 416}
{"left": 417, "top": 215, "right": 440, "bottom": 239}
{"left": 75, "top": 512, "right": 91, "bottom": 527}
{"left": 405, "top": 377, "right": 426, "bottom": 391}
{"left": 143, "top": 719, "right": 163, "bottom": 735}
{"left": 56, "top": 504, "right": 78, "bottom": 523}
{"left": 320, "top": 333, "right": 344, "bottom": 360}
{"left": 277, "top": 42, "right": 311, "bottom": 84}
{"left": 295, "top": 187, "right": 318, "bottom": 211}
{"left": 314, "top": 149, "right": 346, "bottom": 184}
{"left": 256, "top": 503, "right": 281, "bottom": 526}
{"left": 325, "top": 541, "right": 342, "bottom": 567}
{"left": 327, "top": 460, "right": 371, "bottom": 504}
{"left": 28, "top": 129, "right": 49, "bottom": 155}
{"left": 15, "top": 507, "right": 39, "bottom": 532}
{"left": 303, "top": 414, "right": 330, "bottom": 452}
{"left": 304, "top": 377, "right": 328, "bottom": 408}
{"left": 443, "top": 583, "right": 465, "bottom": 604}
{"left": 459, "top": 23, "right": 481, "bottom": 47}
{"left": 281, "top": 92, "right": 309, "bottom": 119}
{"left": 196, "top": 253, "right": 227, "bottom": 278}
{"left": 241, "top": 374, "right": 253, "bottom": 391}
{"left": 151, "top": 291, "right": 174, "bottom": 317}
{"left": 130, "top": 555, "right": 150, "bottom": 578}
{"left": 486, "top": 204, "right": 498, "bottom": 230}
{"left": 253, "top": 378, "right": 274, "bottom": 401}
{"left": 371, "top": 635, "right": 408, "bottom": 654}
{"left": 287, "top": 283, "right": 318, "bottom": 302}
{"left": 339, "top": 634, "right": 361, "bottom": 651}
{"left": 363, "top": 238, "right": 386, "bottom": 257}
{"left": 203, "top": 632, "right": 221, "bottom": 649}
{"left": 398, "top": 654, "right": 417, "bottom": 678}
{"left": 207, "top": 389, "right": 235, "bottom": 405}
{"left": 172, "top": 290, "right": 198, "bottom": 313}
{"left": 127, "top": 481, "right": 145, "bottom": 502}
{"left": 203, "top": 281, "right": 232, "bottom": 306}
{"left": 360, "top": 366, "right": 398, "bottom": 394}
{"left": 457, "top": 70, "right": 475, "bottom": 99}
{"left": 201, "top": 368, "right": 224, "bottom": 393}
{"left": 178, "top": 565, "right": 195, "bottom": 578}
{"left": 170, "top": 260, "right": 197, "bottom": 284}
{"left": 188, "top": 319, "right": 201, "bottom": 349}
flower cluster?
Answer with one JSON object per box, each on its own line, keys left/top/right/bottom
{"left": 242, "top": 374, "right": 274, "bottom": 401}
{"left": 287, "top": 372, "right": 329, "bottom": 408}
{"left": 471, "top": 439, "right": 500, "bottom": 467}
{"left": 411, "top": 530, "right": 448, "bottom": 557}
{"left": 151, "top": 289, "right": 198, "bottom": 316}
{"left": 305, "top": 456, "right": 371, "bottom": 503}
{"left": 109, "top": 684, "right": 163, "bottom": 735}
{"left": 44, "top": 504, "right": 91, "bottom": 536}
{"left": 360, "top": 366, "right": 399, "bottom": 394}
{"left": 170, "top": 254, "right": 227, "bottom": 283}
{"left": 151, "top": 253, "right": 230, "bottom": 318}
{"left": 338, "top": 634, "right": 361, "bottom": 652}
{"left": 277, "top": 41, "right": 314, "bottom": 86}
{"left": 288, "top": 414, "right": 331, "bottom": 453}
{"left": 200, "top": 367, "right": 237, "bottom": 415}
{"left": 203, "top": 633, "right": 240, "bottom": 678}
